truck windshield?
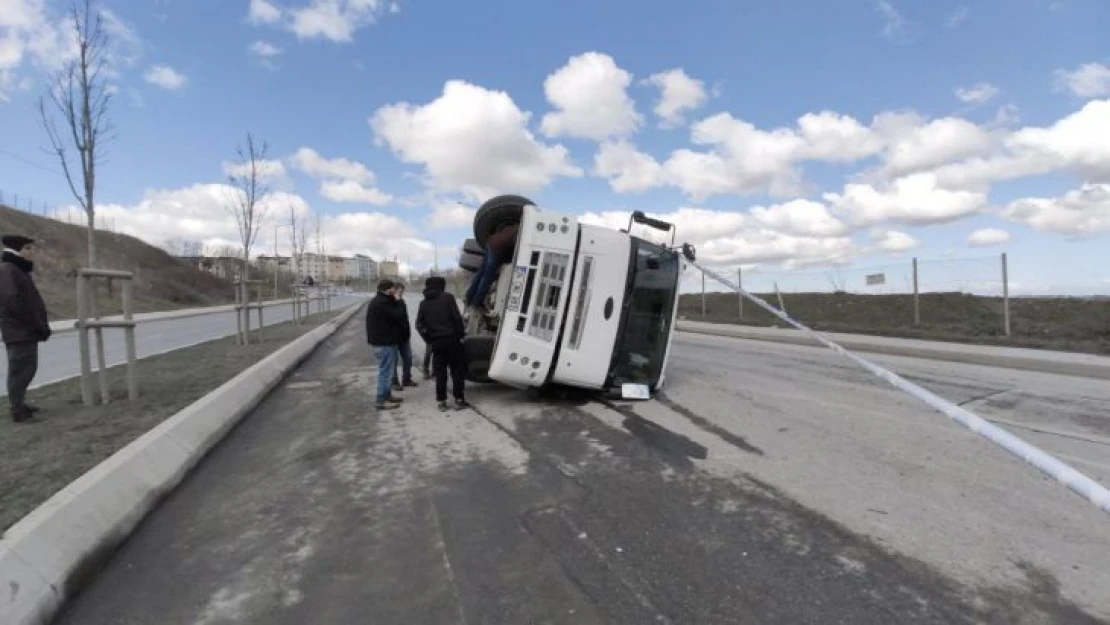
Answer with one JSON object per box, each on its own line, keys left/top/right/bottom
{"left": 609, "top": 240, "right": 680, "bottom": 387}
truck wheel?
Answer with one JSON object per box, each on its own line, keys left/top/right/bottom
{"left": 463, "top": 335, "right": 494, "bottom": 383}
{"left": 458, "top": 251, "right": 483, "bottom": 272}
{"left": 462, "top": 238, "right": 484, "bottom": 255}
{"left": 474, "top": 194, "right": 533, "bottom": 249}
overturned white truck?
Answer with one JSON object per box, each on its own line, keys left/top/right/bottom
{"left": 457, "top": 195, "right": 696, "bottom": 399}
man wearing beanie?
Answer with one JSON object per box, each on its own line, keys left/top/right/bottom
{"left": 0, "top": 235, "right": 51, "bottom": 422}
{"left": 415, "top": 275, "right": 469, "bottom": 411}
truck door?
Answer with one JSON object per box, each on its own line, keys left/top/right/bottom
{"left": 487, "top": 204, "right": 579, "bottom": 388}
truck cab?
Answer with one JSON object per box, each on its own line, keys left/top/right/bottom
{"left": 458, "top": 195, "right": 694, "bottom": 399}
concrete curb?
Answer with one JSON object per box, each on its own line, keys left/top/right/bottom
{"left": 0, "top": 299, "right": 367, "bottom": 625}
{"left": 676, "top": 320, "right": 1110, "bottom": 380}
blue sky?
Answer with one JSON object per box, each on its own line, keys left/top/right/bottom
{"left": 1, "top": 0, "right": 1108, "bottom": 295}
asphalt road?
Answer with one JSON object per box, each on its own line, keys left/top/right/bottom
{"left": 57, "top": 317, "right": 1110, "bottom": 624}
{"left": 0, "top": 295, "right": 363, "bottom": 394}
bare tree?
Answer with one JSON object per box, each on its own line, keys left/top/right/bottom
{"left": 225, "top": 132, "right": 272, "bottom": 345}
{"left": 288, "top": 203, "right": 309, "bottom": 281}
{"left": 40, "top": 0, "right": 113, "bottom": 267}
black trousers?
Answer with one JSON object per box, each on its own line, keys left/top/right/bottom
{"left": 432, "top": 340, "right": 467, "bottom": 402}
{"left": 6, "top": 341, "right": 38, "bottom": 410}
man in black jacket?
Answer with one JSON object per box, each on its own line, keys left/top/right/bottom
{"left": 416, "top": 276, "right": 469, "bottom": 411}
{"left": 0, "top": 235, "right": 51, "bottom": 422}
{"left": 366, "top": 279, "right": 407, "bottom": 410}
{"left": 390, "top": 283, "right": 418, "bottom": 391}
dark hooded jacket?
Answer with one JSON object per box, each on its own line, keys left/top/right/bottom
{"left": 365, "top": 290, "right": 407, "bottom": 346}
{"left": 0, "top": 250, "right": 50, "bottom": 344}
{"left": 416, "top": 277, "right": 465, "bottom": 346}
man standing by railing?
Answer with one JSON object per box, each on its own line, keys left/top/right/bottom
{"left": 0, "top": 235, "right": 51, "bottom": 423}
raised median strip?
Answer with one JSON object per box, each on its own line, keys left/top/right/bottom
{"left": 0, "top": 299, "right": 367, "bottom": 625}
{"left": 676, "top": 319, "right": 1110, "bottom": 381}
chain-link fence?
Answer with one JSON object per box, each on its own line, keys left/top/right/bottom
{"left": 681, "top": 253, "right": 1109, "bottom": 353}
{"left": 0, "top": 189, "right": 122, "bottom": 232}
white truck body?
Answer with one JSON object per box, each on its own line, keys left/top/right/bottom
{"left": 464, "top": 198, "right": 691, "bottom": 399}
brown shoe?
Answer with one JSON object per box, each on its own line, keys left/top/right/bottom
{"left": 386, "top": 395, "right": 403, "bottom": 404}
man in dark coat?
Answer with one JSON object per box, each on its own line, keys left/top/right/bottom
{"left": 390, "top": 283, "right": 418, "bottom": 391}
{"left": 416, "top": 276, "right": 469, "bottom": 411}
{"left": 365, "top": 279, "right": 407, "bottom": 411}
{"left": 0, "top": 235, "right": 51, "bottom": 422}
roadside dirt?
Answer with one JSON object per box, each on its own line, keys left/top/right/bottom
{"left": 0, "top": 311, "right": 343, "bottom": 531}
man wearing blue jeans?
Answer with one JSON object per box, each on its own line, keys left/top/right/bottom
{"left": 465, "top": 222, "right": 520, "bottom": 313}
{"left": 366, "top": 279, "right": 407, "bottom": 410}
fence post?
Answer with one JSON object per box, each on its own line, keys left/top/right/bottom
{"left": 701, "top": 271, "right": 706, "bottom": 317}
{"left": 76, "top": 276, "right": 94, "bottom": 406}
{"left": 1002, "top": 252, "right": 1010, "bottom": 337}
{"left": 912, "top": 257, "right": 920, "bottom": 326}
{"left": 737, "top": 266, "right": 743, "bottom": 320}
{"left": 775, "top": 282, "right": 787, "bottom": 315}
{"left": 122, "top": 278, "right": 138, "bottom": 401}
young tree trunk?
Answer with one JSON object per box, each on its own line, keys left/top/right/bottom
{"left": 241, "top": 258, "right": 252, "bottom": 344}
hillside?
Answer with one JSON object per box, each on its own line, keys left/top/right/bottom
{"left": 679, "top": 290, "right": 1110, "bottom": 355}
{"left": 1, "top": 205, "right": 235, "bottom": 320}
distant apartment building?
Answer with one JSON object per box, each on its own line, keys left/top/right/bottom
{"left": 378, "top": 260, "right": 400, "bottom": 279}
{"left": 345, "top": 254, "right": 377, "bottom": 281}
{"left": 255, "top": 255, "right": 292, "bottom": 272}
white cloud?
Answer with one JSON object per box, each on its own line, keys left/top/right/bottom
{"left": 88, "top": 183, "right": 429, "bottom": 262}
{"left": 945, "top": 6, "right": 969, "bottom": 28}
{"left": 967, "top": 228, "right": 1011, "bottom": 247}
{"left": 580, "top": 205, "right": 856, "bottom": 267}
{"left": 250, "top": 0, "right": 396, "bottom": 43}
{"left": 319, "top": 179, "right": 392, "bottom": 205}
{"left": 370, "top": 79, "right": 582, "bottom": 199}
{"left": 872, "top": 112, "right": 994, "bottom": 178}
{"left": 825, "top": 172, "right": 988, "bottom": 227}
{"left": 933, "top": 99, "right": 1110, "bottom": 190}
{"left": 644, "top": 68, "right": 707, "bottom": 128}
{"left": 425, "top": 201, "right": 474, "bottom": 230}
{"left": 1054, "top": 62, "right": 1110, "bottom": 98}
{"left": 249, "top": 0, "right": 283, "bottom": 24}
{"left": 289, "top": 147, "right": 375, "bottom": 184}
{"left": 144, "top": 64, "right": 186, "bottom": 90}
{"left": 222, "top": 158, "right": 288, "bottom": 181}
{"left": 875, "top": 0, "right": 908, "bottom": 40}
{"left": 249, "top": 40, "right": 281, "bottom": 61}
{"left": 870, "top": 229, "right": 919, "bottom": 252}
{"left": 287, "top": 147, "right": 391, "bottom": 204}
{"left": 796, "top": 111, "right": 884, "bottom": 162}
{"left": 749, "top": 199, "right": 848, "bottom": 237}
{"left": 539, "top": 52, "right": 642, "bottom": 140}
{"left": 593, "top": 140, "right": 663, "bottom": 193}
{"left": 1001, "top": 184, "right": 1110, "bottom": 236}
{"left": 955, "top": 82, "right": 999, "bottom": 105}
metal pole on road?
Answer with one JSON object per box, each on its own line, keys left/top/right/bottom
{"left": 693, "top": 260, "right": 1110, "bottom": 517}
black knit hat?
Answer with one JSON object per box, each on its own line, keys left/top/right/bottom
{"left": 2, "top": 235, "right": 34, "bottom": 251}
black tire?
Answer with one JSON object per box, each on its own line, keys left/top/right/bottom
{"left": 459, "top": 251, "right": 483, "bottom": 272}
{"left": 462, "top": 238, "right": 484, "bottom": 255}
{"left": 463, "top": 336, "right": 494, "bottom": 383}
{"left": 474, "top": 194, "right": 532, "bottom": 249}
